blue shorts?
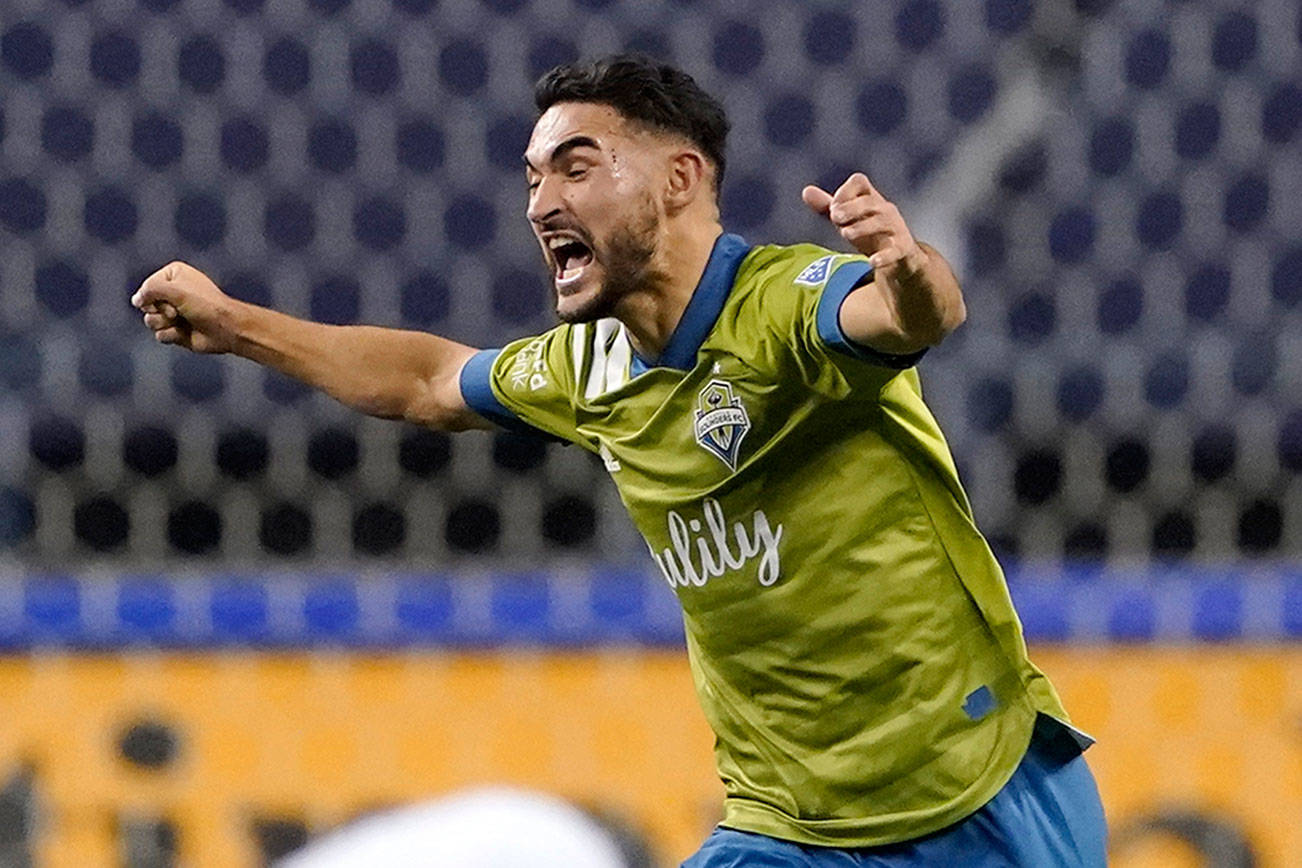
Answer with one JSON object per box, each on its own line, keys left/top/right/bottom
{"left": 683, "top": 716, "right": 1107, "bottom": 867}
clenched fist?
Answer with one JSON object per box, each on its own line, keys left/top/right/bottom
{"left": 131, "top": 261, "right": 241, "bottom": 354}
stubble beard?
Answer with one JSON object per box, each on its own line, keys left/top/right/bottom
{"left": 555, "top": 204, "right": 662, "bottom": 325}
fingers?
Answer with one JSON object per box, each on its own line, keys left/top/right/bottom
{"left": 143, "top": 311, "right": 171, "bottom": 330}
{"left": 865, "top": 245, "right": 902, "bottom": 270}
{"left": 807, "top": 173, "right": 886, "bottom": 226}
{"left": 833, "top": 172, "right": 875, "bottom": 200}
{"left": 131, "top": 261, "right": 188, "bottom": 309}
{"left": 154, "top": 326, "right": 185, "bottom": 345}
{"left": 801, "top": 185, "right": 834, "bottom": 215}
{"left": 827, "top": 197, "right": 884, "bottom": 228}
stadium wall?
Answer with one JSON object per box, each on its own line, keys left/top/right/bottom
{"left": 0, "top": 566, "right": 1299, "bottom": 866}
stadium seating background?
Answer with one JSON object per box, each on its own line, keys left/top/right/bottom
{"left": 1, "top": 0, "right": 1298, "bottom": 565}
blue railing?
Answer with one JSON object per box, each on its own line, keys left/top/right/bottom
{"left": 0, "top": 564, "right": 1298, "bottom": 650}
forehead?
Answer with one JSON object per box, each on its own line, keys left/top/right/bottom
{"left": 525, "top": 102, "right": 644, "bottom": 166}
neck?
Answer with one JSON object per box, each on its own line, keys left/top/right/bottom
{"left": 615, "top": 222, "right": 723, "bottom": 361}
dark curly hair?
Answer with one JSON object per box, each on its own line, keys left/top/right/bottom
{"left": 534, "top": 54, "right": 730, "bottom": 190}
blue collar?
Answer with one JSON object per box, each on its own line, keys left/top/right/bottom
{"left": 633, "top": 232, "right": 751, "bottom": 372}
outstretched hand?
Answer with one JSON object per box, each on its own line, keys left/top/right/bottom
{"left": 131, "top": 261, "right": 239, "bottom": 354}
{"left": 802, "top": 173, "right": 924, "bottom": 278}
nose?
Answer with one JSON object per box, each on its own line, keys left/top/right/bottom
{"left": 527, "top": 174, "right": 563, "bottom": 226}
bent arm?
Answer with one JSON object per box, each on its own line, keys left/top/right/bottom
{"left": 838, "top": 241, "right": 967, "bottom": 356}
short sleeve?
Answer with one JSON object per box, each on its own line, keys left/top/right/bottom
{"left": 764, "top": 247, "right": 926, "bottom": 397}
{"left": 458, "top": 327, "right": 585, "bottom": 446}
{"left": 812, "top": 258, "right": 928, "bottom": 370}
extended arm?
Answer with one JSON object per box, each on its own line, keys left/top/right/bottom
{"left": 132, "top": 261, "right": 491, "bottom": 432}
{"left": 802, "top": 174, "right": 967, "bottom": 356}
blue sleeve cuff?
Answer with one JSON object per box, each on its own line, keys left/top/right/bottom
{"left": 814, "top": 261, "right": 927, "bottom": 369}
{"left": 458, "top": 349, "right": 537, "bottom": 435}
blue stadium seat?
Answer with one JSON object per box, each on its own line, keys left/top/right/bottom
{"left": 353, "top": 197, "right": 406, "bottom": 251}
{"left": 0, "top": 487, "right": 35, "bottom": 547}
{"left": 947, "top": 63, "right": 997, "bottom": 124}
{"left": 23, "top": 576, "right": 82, "bottom": 640}
{"left": 115, "top": 577, "right": 178, "bottom": 643}
{"left": 79, "top": 343, "right": 134, "bottom": 398}
{"left": 171, "top": 354, "right": 226, "bottom": 403}
{"left": 310, "top": 275, "right": 361, "bottom": 325}
{"left": 489, "top": 573, "right": 552, "bottom": 640}
{"left": 42, "top": 105, "right": 94, "bottom": 163}
{"left": 1210, "top": 10, "right": 1257, "bottom": 73}
{"left": 90, "top": 30, "right": 141, "bottom": 88}
{"left": 307, "top": 118, "right": 357, "bottom": 174}
{"left": 396, "top": 116, "right": 444, "bottom": 172}
{"left": 350, "top": 38, "right": 399, "bottom": 96}
{"left": 263, "top": 37, "right": 310, "bottom": 96}
{"left": 399, "top": 270, "right": 450, "bottom": 326}
{"left": 209, "top": 577, "right": 271, "bottom": 643}
{"left": 264, "top": 193, "right": 315, "bottom": 251}
{"left": 30, "top": 416, "right": 84, "bottom": 472}
{"left": 178, "top": 34, "right": 224, "bottom": 94}
{"left": 444, "top": 195, "right": 496, "bottom": 249}
{"left": 895, "top": 0, "right": 944, "bottom": 51}
{"left": 720, "top": 174, "right": 776, "bottom": 231}
{"left": 1057, "top": 367, "right": 1104, "bottom": 423}
{"left": 439, "top": 39, "right": 488, "bottom": 95}
{"left": 490, "top": 268, "right": 546, "bottom": 325}
{"left": 485, "top": 115, "right": 534, "bottom": 171}
{"left": 966, "top": 377, "right": 1014, "bottom": 433}
{"left": 804, "top": 10, "right": 857, "bottom": 65}
{"left": 84, "top": 187, "right": 138, "bottom": 244}
{"left": 1144, "top": 352, "right": 1189, "bottom": 409}
{"left": 303, "top": 578, "right": 361, "bottom": 641}
{"left": 133, "top": 112, "right": 184, "bottom": 169}
{"left": 220, "top": 115, "right": 270, "bottom": 172}
{"left": 763, "top": 94, "right": 816, "bottom": 148}
{"left": 393, "top": 575, "right": 455, "bottom": 638}
{"left": 1174, "top": 100, "right": 1220, "bottom": 160}
{"left": 0, "top": 177, "right": 46, "bottom": 234}
{"left": 1, "top": 22, "right": 54, "bottom": 80}
{"left": 985, "top": 0, "right": 1032, "bottom": 36}
{"left": 527, "top": 35, "right": 579, "bottom": 81}
{"left": 174, "top": 192, "right": 228, "bottom": 250}
{"left": 1124, "top": 29, "right": 1170, "bottom": 90}
{"left": 712, "top": 21, "right": 765, "bottom": 76}
{"left": 35, "top": 259, "right": 90, "bottom": 318}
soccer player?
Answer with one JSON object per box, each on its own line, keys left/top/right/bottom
{"left": 133, "top": 55, "right": 1107, "bottom": 866}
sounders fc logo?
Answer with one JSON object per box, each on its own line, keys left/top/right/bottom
{"left": 694, "top": 379, "right": 751, "bottom": 471}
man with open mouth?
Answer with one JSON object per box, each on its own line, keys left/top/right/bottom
{"left": 133, "top": 54, "right": 1107, "bottom": 867}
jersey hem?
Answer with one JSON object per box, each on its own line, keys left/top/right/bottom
{"left": 717, "top": 699, "right": 1039, "bottom": 848}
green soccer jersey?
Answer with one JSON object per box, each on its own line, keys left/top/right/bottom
{"left": 459, "top": 233, "right": 1082, "bottom": 847}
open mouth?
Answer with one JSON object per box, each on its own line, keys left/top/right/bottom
{"left": 548, "top": 236, "right": 594, "bottom": 289}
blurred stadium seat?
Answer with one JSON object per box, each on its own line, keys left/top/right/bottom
{"left": 0, "top": 0, "right": 1296, "bottom": 565}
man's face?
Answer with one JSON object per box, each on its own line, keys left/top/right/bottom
{"left": 524, "top": 102, "right": 666, "bottom": 323}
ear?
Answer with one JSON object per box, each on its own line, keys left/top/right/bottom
{"left": 664, "top": 149, "right": 709, "bottom": 213}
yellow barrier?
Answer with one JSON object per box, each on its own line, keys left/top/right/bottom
{"left": 0, "top": 647, "right": 1297, "bottom": 866}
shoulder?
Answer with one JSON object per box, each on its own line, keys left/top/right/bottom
{"left": 737, "top": 242, "right": 843, "bottom": 288}
{"left": 731, "top": 243, "right": 871, "bottom": 330}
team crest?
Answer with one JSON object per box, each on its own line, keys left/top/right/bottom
{"left": 694, "top": 379, "right": 751, "bottom": 471}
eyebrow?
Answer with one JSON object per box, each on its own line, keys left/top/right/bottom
{"left": 523, "top": 135, "right": 601, "bottom": 171}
